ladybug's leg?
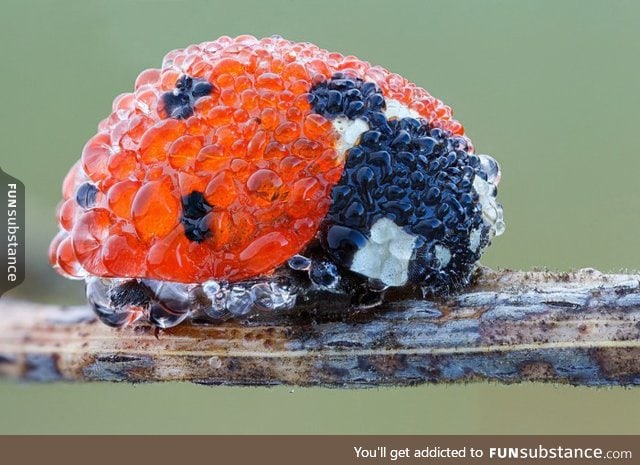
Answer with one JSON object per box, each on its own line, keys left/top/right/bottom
{"left": 86, "top": 278, "right": 149, "bottom": 328}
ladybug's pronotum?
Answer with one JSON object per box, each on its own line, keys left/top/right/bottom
{"left": 49, "top": 35, "right": 504, "bottom": 328}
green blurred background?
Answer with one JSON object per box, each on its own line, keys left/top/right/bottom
{"left": 1, "top": 0, "right": 640, "bottom": 434}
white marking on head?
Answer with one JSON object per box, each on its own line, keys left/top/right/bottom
{"left": 332, "top": 116, "right": 369, "bottom": 161}
{"left": 434, "top": 245, "right": 451, "bottom": 269}
{"left": 383, "top": 99, "right": 422, "bottom": 121}
{"left": 469, "top": 227, "right": 482, "bottom": 253}
{"left": 350, "top": 218, "right": 418, "bottom": 287}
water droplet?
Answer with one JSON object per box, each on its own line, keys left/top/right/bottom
{"left": 148, "top": 301, "right": 190, "bottom": 329}
{"left": 287, "top": 254, "right": 311, "bottom": 271}
{"left": 143, "top": 280, "right": 192, "bottom": 312}
{"left": 142, "top": 280, "right": 192, "bottom": 328}
{"left": 85, "top": 277, "right": 139, "bottom": 327}
{"left": 478, "top": 154, "right": 501, "bottom": 186}
{"left": 208, "top": 356, "right": 223, "bottom": 369}
{"left": 309, "top": 260, "right": 340, "bottom": 289}
{"left": 202, "top": 281, "right": 231, "bottom": 320}
{"left": 225, "top": 286, "right": 254, "bottom": 316}
{"left": 250, "top": 282, "right": 297, "bottom": 312}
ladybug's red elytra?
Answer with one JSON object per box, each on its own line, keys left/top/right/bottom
{"left": 50, "top": 35, "right": 504, "bottom": 328}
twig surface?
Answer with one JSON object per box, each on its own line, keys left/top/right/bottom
{"left": 1, "top": 268, "right": 639, "bottom": 386}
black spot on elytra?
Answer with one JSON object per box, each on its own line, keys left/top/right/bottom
{"left": 181, "top": 191, "right": 213, "bottom": 242}
{"left": 76, "top": 182, "right": 98, "bottom": 209}
{"left": 162, "top": 75, "right": 213, "bottom": 119}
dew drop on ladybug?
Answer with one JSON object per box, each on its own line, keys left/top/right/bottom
{"left": 50, "top": 35, "right": 504, "bottom": 328}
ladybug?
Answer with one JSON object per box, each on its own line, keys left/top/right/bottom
{"left": 49, "top": 35, "right": 504, "bottom": 328}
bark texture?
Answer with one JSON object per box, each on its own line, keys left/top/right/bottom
{"left": 1, "top": 268, "right": 639, "bottom": 386}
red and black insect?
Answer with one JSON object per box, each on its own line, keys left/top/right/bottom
{"left": 50, "top": 35, "right": 504, "bottom": 328}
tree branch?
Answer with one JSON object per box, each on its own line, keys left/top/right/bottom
{"left": 1, "top": 268, "right": 639, "bottom": 386}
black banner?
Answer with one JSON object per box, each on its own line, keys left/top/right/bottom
{"left": 0, "top": 436, "right": 636, "bottom": 465}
